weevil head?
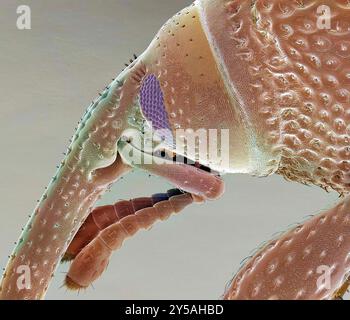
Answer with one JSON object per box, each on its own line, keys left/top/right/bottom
{"left": 121, "top": 2, "right": 279, "bottom": 179}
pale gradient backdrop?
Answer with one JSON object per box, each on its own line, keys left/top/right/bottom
{"left": 0, "top": 0, "right": 344, "bottom": 300}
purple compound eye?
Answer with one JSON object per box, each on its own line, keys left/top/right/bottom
{"left": 139, "top": 74, "right": 174, "bottom": 147}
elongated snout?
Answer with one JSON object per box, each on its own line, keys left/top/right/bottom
{"left": 0, "top": 68, "right": 140, "bottom": 299}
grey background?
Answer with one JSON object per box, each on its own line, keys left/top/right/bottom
{"left": 0, "top": 0, "right": 343, "bottom": 299}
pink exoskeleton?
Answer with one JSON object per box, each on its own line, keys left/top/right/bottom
{"left": 1, "top": 0, "right": 350, "bottom": 300}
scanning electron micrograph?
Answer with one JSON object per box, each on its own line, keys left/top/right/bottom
{"left": 1, "top": 0, "right": 350, "bottom": 303}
